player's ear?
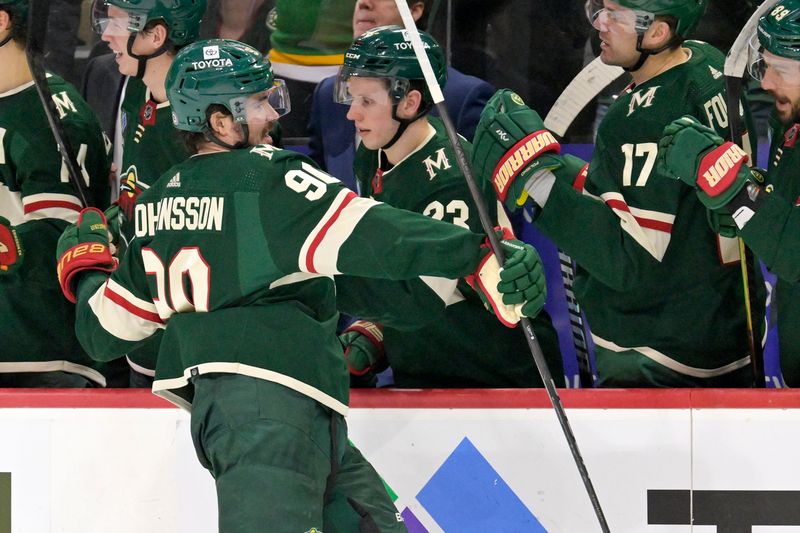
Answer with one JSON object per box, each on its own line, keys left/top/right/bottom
{"left": 645, "top": 19, "right": 673, "bottom": 49}
{"left": 0, "top": 10, "right": 11, "bottom": 33}
{"left": 208, "top": 110, "right": 232, "bottom": 136}
{"left": 398, "top": 89, "right": 423, "bottom": 119}
{"left": 409, "top": 1, "right": 425, "bottom": 22}
{"left": 143, "top": 21, "right": 169, "bottom": 48}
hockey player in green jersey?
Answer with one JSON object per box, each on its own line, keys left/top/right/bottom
{"left": 0, "top": 0, "right": 119, "bottom": 387}
{"left": 332, "top": 26, "right": 564, "bottom": 387}
{"left": 470, "top": 0, "right": 763, "bottom": 387}
{"left": 56, "top": 39, "right": 547, "bottom": 532}
{"left": 658, "top": 1, "right": 800, "bottom": 386}
{"left": 91, "top": 0, "right": 205, "bottom": 386}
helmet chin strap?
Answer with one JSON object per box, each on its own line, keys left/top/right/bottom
{"left": 624, "top": 32, "right": 677, "bottom": 73}
{"left": 381, "top": 100, "right": 433, "bottom": 151}
{"left": 203, "top": 123, "right": 251, "bottom": 150}
{"left": 126, "top": 33, "right": 169, "bottom": 79}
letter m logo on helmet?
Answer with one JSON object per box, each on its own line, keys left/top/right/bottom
{"left": 616, "top": 0, "right": 707, "bottom": 37}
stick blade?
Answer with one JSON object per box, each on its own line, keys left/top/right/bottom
{"left": 544, "top": 57, "right": 624, "bottom": 137}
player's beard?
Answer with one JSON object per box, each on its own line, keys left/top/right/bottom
{"left": 258, "top": 120, "right": 276, "bottom": 145}
{"left": 771, "top": 92, "right": 800, "bottom": 124}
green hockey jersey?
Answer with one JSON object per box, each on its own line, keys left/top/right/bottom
{"left": 534, "top": 41, "right": 761, "bottom": 381}
{"left": 0, "top": 75, "right": 112, "bottom": 385}
{"left": 73, "top": 145, "right": 487, "bottom": 411}
{"left": 340, "top": 118, "right": 564, "bottom": 387}
{"left": 114, "top": 76, "right": 190, "bottom": 375}
{"left": 737, "top": 115, "right": 800, "bottom": 385}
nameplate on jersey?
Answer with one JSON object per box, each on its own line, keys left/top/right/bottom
{"left": 135, "top": 196, "right": 224, "bottom": 237}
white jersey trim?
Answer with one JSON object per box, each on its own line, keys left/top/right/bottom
{"left": 419, "top": 276, "right": 465, "bottom": 307}
{"left": 0, "top": 361, "right": 106, "bottom": 387}
{"left": 592, "top": 333, "right": 751, "bottom": 378}
{"left": 22, "top": 192, "right": 82, "bottom": 222}
{"left": 300, "top": 189, "right": 375, "bottom": 275}
{"left": 0, "top": 183, "right": 24, "bottom": 225}
{"left": 152, "top": 362, "right": 349, "bottom": 416}
{"left": 600, "top": 192, "right": 674, "bottom": 262}
{"left": 89, "top": 279, "right": 164, "bottom": 341}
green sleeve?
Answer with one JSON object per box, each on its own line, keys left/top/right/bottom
{"left": 534, "top": 175, "right": 662, "bottom": 291}
{"left": 740, "top": 192, "right": 800, "bottom": 283}
{"left": 261, "top": 156, "right": 486, "bottom": 280}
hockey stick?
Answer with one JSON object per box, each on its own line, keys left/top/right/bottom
{"left": 393, "top": 2, "right": 610, "bottom": 531}
{"left": 543, "top": 56, "right": 624, "bottom": 387}
{"left": 25, "top": 0, "right": 91, "bottom": 207}
{"left": 723, "top": 0, "right": 779, "bottom": 387}
{"left": 544, "top": 56, "right": 624, "bottom": 137}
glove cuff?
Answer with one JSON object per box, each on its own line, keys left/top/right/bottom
{"left": 492, "top": 129, "right": 560, "bottom": 201}
{"left": 343, "top": 320, "right": 385, "bottom": 376}
{"left": 57, "top": 243, "right": 117, "bottom": 303}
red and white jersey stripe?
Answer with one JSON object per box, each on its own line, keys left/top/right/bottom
{"left": 88, "top": 278, "right": 164, "bottom": 341}
{"left": 298, "top": 188, "right": 377, "bottom": 274}
{"left": 22, "top": 192, "right": 82, "bottom": 223}
{"left": 600, "top": 191, "right": 675, "bottom": 262}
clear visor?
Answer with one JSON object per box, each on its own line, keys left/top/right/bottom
{"left": 590, "top": 5, "right": 655, "bottom": 35}
{"left": 748, "top": 33, "right": 800, "bottom": 86}
{"left": 333, "top": 67, "right": 409, "bottom": 106}
{"left": 228, "top": 79, "right": 291, "bottom": 125}
{"left": 91, "top": 0, "right": 145, "bottom": 36}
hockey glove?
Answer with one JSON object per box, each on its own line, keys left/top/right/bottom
{"left": 0, "top": 216, "right": 23, "bottom": 275}
{"left": 466, "top": 228, "right": 546, "bottom": 327}
{"left": 339, "top": 320, "right": 388, "bottom": 388}
{"left": 657, "top": 115, "right": 754, "bottom": 211}
{"left": 471, "top": 89, "right": 561, "bottom": 212}
{"left": 56, "top": 208, "right": 118, "bottom": 303}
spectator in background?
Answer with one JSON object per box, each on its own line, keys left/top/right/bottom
{"left": 44, "top": 0, "right": 83, "bottom": 85}
{"left": 265, "top": 0, "right": 355, "bottom": 139}
{"left": 308, "top": 0, "right": 494, "bottom": 190}
{"left": 198, "top": 0, "right": 272, "bottom": 52}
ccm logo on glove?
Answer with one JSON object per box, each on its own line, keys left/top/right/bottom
{"left": 697, "top": 142, "right": 748, "bottom": 197}
{"left": 493, "top": 130, "right": 560, "bottom": 200}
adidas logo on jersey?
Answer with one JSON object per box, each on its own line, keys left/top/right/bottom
{"left": 166, "top": 172, "right": 181, "bottom": 188}
{"left": 708, "top": 65, "right": 723, "bottom": 79}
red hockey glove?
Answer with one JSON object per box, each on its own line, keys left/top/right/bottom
{"left": 657, "top": 115, "right": 755, "bottom": 211}
{"left": 0, "top": 216, "right": 23, "bottom": 275}
{"left": 339, "top": 320, "right": 387, "bottom": 388}
{"left": 471, "top": 89, "right": 561, "bottom": 211}
{"left": 466, "top": 227, "right": 547, "bottom": 327}
{"left": 56, "top": 208, "right": 118, "bottom": 303}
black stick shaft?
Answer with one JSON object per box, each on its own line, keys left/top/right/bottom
{"left": 725, "top": 76, "right": 765, "bottom": 387}
{"left": 436, "top": 104, "right": 610, "bottom": 532}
